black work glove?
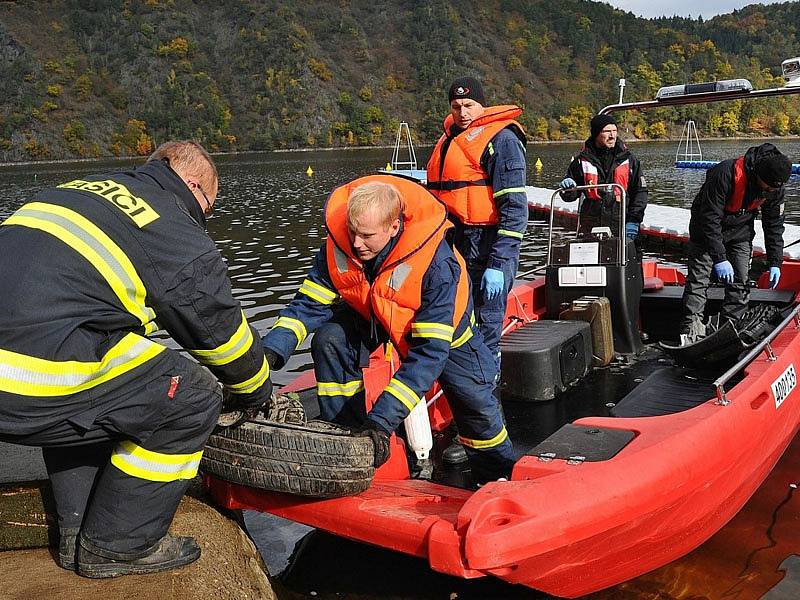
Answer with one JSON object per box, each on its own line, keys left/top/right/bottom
{"left": 353, "top": 419, "right": 392, "bottom": 468}
{"left": 264, "top": 348, "right": 281, "bottom": 371}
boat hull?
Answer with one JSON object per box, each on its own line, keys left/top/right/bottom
{"left": 207, "top": 283, "right": 800, "bottom": 597}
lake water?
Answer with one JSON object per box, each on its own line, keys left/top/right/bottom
{"left": 1, "top": 139, "right": 800, "bottom": 598}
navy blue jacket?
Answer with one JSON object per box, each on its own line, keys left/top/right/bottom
{"left": 263, "top": 234, "right": 474, "bottom": 434}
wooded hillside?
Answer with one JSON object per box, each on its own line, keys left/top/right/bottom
{"left": 1, "top": 0, "right": 798, "bottom": 161}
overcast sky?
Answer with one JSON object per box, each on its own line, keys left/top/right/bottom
{"left": 605, "top": 0, "right": 788, "bottom": 19}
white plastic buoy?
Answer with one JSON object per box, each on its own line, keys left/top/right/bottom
{"left": 306, "top": 165, "right": 313, "bottom": 177}
{"left": 404, "top": 397, "right": 433, "bottom": 461}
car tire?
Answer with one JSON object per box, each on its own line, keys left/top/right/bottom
{"left": 201, "top": 419, "right": 375, "bottom": 498}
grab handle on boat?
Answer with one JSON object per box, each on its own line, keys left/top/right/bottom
{"left": 713, "top": 303, "right": 800, "bottom": 406}
{"left": 547, "top": 183, "right": 627, "bottom": 266}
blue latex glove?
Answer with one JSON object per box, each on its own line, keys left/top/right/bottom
{"left": 625, "top": 222, "right": 639, "bottom": 241}
{"left": 713, "top": 260, "right": 734, "bottom": 284}
{"left": 559, "top": 177, "right": 577, "bottom": 189}
{"left": 481, "top": 268, "right": 505, "bottom": 301}
{"left": 769, "top": 266, "right": 781, "bottom": 289}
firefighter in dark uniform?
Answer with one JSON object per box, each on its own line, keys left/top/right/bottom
{"left": 0, "top": 141, "right": 272, "bottom": 577}
{"left": 680, "top": 143, "right": 791, "bottom": 342}
{"left": 559, "top": 114, "right": 648, "bottom": 241}
{"left": 262, "top": 176, "right": 515, "bottom": 484}
{"left": 426, "top": 77, "right": 527, "bottom": 465}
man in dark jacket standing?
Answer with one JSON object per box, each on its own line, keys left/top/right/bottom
{"left": 559, "top": 114, "right": 648, "bottom": 240}
{"left": 680, "top": 143, "right": 791, "bottom": 341}
{"left": 0, "top": 141, "right": 272, "bottom": 577}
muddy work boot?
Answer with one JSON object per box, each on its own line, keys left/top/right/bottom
{"left": 679, "top": 318, "right": 706, "bottom": 346}
{"left": 57, "top": 529, "right": 79, "bottom": 570}
{"left": 442, "top": 440, "right": 468, "bottom": 465}
{"left": 77, "top": 534, "right": 200, "bottom": 579}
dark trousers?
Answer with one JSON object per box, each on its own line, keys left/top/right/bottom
{"left": 681, "top": 239, "right": 752, "bottom": 328}
{"left": 451, "top": 224, "right": 519, "bottom": 377}
{"left": 311, "top": 308, "right": 516, "bottom": 482}
{"left": 467, "top": 259, "right": 517, "bottom": 378}
{"left": 4, "top": 352, "right": 221, "bottom": 559}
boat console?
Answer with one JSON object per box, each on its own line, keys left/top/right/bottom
{"left": 543, "top": 185, "right": 644, "bottom": 354}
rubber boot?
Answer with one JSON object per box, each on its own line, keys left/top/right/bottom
{"left": 77, "top": 534, "right": 200, "bottom": 579}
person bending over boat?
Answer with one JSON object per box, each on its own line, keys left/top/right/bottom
{"left": 680, "top": 143, "right": 791, "bottom": 343}
{"left": 262, "top": 176, "right": 515, "bottom": 485}
{"left": 0, "top": 141, "right": 272, "bottom": 578}
{"left": 558, "top": 114, "right": 648, "bottom": 241}
{"left": 426, "top": 76, "right": 528, "bottom": 377}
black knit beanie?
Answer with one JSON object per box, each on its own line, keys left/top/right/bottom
{"left": 590, "top": 114, "right": 617, "bottom": 139}
{"left": 756, "top": 153, "right": 792, "bottom": 188}
{"left": 448, "top": 77, "right": 486, "bottom": 105}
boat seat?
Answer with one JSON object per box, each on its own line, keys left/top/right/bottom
{"left": 611, "top": 367, "right": 715, "bottom": 418}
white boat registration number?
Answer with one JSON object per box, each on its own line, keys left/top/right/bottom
{"left": 771, "top": 363, "right": 796, "bottom": 409}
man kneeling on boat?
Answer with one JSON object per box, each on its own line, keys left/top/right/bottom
{"left": 680, "top": 143, "right": 792, "bottom": 343}
{"left": 262, "top": 176, "right": 515, "bottom": 484}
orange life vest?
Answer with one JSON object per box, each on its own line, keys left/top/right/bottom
{"left": 724, "top": 156, "right": 765, "bottom": 214}
{"left": 426, "top": 105, "right": 525, "bottom": 225}
{"left": 580, "top": 157, "right": 630, "bottom": 201}
{"left": 325, "top": 175, "right": 470, "bottom": 356}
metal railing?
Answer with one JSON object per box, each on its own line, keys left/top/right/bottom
{"left": 547, "top": 183, "right": 628, "bottom": 266}
{"left": 599, "top": 86, "right": 800, "bottom": 116}
{"left": 713, "top": 304, "right": 800, "bottom": 405}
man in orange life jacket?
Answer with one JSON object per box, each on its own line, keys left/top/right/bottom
{"left": 0, "top": 141, "right": 272, "bottom": 577}
{"left": 680, "top": 143, "right": 791, "bottom": 342}
{"left": 559, "top": 114, "right": 648, "bottom": 240}
{"left": 426, "top": 77, "right": 528, "bottom": 378}
{"left": 262, "top": 177, "right": 515, "bottom": 484}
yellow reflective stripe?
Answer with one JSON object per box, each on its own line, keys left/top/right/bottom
{"left": 458, "top": 426, "right": 509, "bottom": 449}
{"left": 226, "top": 355, "right": 270, "bottom": 395}
{"left": 411, "top": 322, "right": 454, "bottom": 342}
{"left": 450, "top": 325, "right": 474, "bottom": 349}
{"left": 298, "top": 279, "right": 338, "bottom": 305}
{"left": 274, "top": 316, "right": 308, "bottom": 348}
{"left": 110, "top": 440, "right": 202, "bottom": 482}
{"left": 0, "top": 333, "right": 165, "bottom": 396}
{"left": 498, "top": 228, "right": 524, "bottom": 239}
{"left": 493, "top": 187, "right": 527, "bottom": 198}
{"left": 317, "top": 380, "right": 364, "bottom": 397}
{"left": 384, "top": 377, "right": 420, "bottom": 412}
{"left": 189, "top": 311, "right": 253, "bottom": 366}
{"left": 3, "top": 202, "right": 156, "bottom": 330}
